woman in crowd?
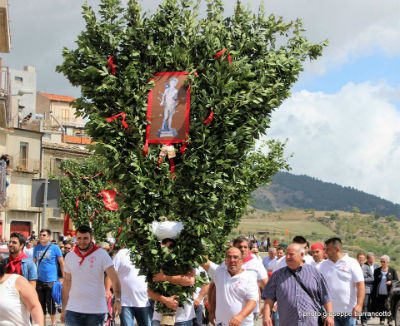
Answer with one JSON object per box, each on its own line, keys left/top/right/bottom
{"left": 371, "top": 255, "right": 398, "bottom": 326}
{"left": 0, "top": 255, "right": 44, "bottom": 326}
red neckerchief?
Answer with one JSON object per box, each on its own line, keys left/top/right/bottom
{"left": 74, "top": 243, "right": 99, "bottom": 265}
{"left": 6, "top": 252, "right": 28, "bottom": 275}
{"left": 242, "top": 250, "right": 254, "bottom": 263}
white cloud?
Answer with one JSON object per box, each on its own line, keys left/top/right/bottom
{"left": 267, "top": 82, "right": 400, "bottom": 203}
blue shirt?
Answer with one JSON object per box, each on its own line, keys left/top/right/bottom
{"left": 33, "top": 243, "right": 62, "bottom": 282}
{"left": 262, "top": 264, "right": 331, "bottom": 326}
{"left": 5, "top": 257, "right": 37, "bottom": 281}
{"left": 262, "top": 256, "right": 274, "bottom": 272}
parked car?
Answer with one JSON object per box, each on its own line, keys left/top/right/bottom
{"left": 388, "top": 280, "right": 400, "bottom": 326}
{"left": 0, "top": 247, "right": 9, "bottom": 259}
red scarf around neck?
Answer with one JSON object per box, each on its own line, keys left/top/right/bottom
{"left": 6, "top": 252, "right": 28, "bottom": 275}
{"left": 74, "top": 243, "right": 99, "bottom": 265}
{"left": 243, "top": 250, "right": 254, "bottom": 263}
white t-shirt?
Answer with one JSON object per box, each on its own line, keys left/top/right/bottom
{"left": 272, "top": 256, "right": 286, "bottom": 272}
{"left": 193, "top": 266, "right": 209, "bottom": 305}
{"left": 311, "top": 260, "right": 324, "bottom": 271}
{"left": 113, "top": 249, "right": 149, "bottom": 307}
{"left": 208, "top": 262, "right": 259, "bottom": 326}
{"left": 152, "top": 269, "right": 196, "bottom": 323}
{"left": 304, "top": 254, "right": 314, "bottom": 264}
{"left": 319, "top": 254, "right": 364, "bottom": 313}
{"left": 64, "top": 247, "right": 114, "bottom": 313}
{"left": 153, "top": 302, "right": 195, "bottom": 323}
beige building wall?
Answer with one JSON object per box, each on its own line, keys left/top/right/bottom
{"left": 4, "top": 128, "right": 42, "bottom": 239}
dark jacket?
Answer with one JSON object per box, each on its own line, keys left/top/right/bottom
{"left": 372, "top": 266, "right": 398, "bottom": 298}
{"left": 361, "top": 264, "right": 374, "bottom": 294}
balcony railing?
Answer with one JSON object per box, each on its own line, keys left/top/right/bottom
{"left": 10, "top": 158, "right": 41, "bottom": 173}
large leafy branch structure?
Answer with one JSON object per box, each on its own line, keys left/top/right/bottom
{"left": 57, "top": 0, "right": 324, "bottom": 312}
{"left": 60, "top": 158, "right": 122, "bottom": 242}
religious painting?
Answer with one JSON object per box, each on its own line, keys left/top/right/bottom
{"left": 144, "top": 72, "right": 191, "bottom": 146}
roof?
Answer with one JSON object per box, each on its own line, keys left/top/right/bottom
{"left": 38, "top": 92, "right": 75, "bottom": 103}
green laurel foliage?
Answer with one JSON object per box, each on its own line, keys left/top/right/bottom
{"left": 60, "top": 157, "right": 121, "bottom": 242}
{"left": 57, "top": 0, "right": 325, "bottom": 312}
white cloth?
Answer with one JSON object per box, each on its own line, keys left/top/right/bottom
{"left": 113, "top": 249, "right": 149, "bottom": 307}
{"left": 152, "top": 269, "right": 196, "bottom": 323}
{"left": 0, "top": 274, "right": 31, "bottom": 326}
{"left": 378, "top": 271, "right": 388, "bottom": 295}
{"left": 303, "top": 254, "right": 314, "bottom": 265}
{"left": 208, "top": 262, "right": 258, "bottom": 326}
{"left": 243, "top": 255, "right": 268, "bottom": 281}
{"left": 64, "top": 247, "right": 114, "bottom": 313}
{"left": 23, "top": 247, "right": 34, "bottom": 259}
{"left": 193, "top": 266, "right": 209, "bottom": 305}
{"left": 319, "top": 254, "right": 364, "bottom": 313}
{"left": 153, "top": 302, "right": 195, "bottom": 323}
{"left": 273, "top": 256, "right": 286, "bottom": 272}
{"left": 311, "top": 260, "right": 324, "bottom": 271}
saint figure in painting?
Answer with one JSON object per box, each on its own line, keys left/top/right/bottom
{"left": 157, "top": 78, "right": 178, "bottom": 137}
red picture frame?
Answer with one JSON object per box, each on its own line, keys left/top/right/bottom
{"left": 143, "top": 72, "right": 191, "bottom": 155}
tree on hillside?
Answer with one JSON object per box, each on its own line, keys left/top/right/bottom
{"left": 57, "top": 0, "right": 324, "bottom": 316}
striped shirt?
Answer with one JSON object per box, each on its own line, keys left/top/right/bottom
{"left": 262, "top": 264, "right": 331, "bottom": 326}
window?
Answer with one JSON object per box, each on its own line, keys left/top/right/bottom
{"left": 19, "top": 142, "right": 28, "bottom": 169}
{"left": 62, "top": 109, "right": 70, "bottom": 122}
{"left": 53, "top": 208, "right": 61, "bottom": 217}
{"left": 14, "top": 76, "right": 23, "bottom": 82}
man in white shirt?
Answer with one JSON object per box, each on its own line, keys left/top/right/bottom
{"left": 310, "top": 242, "right": 325, "bottom": 270}
{"left": 61, "top": 225, "right": 122, "bottom": 326}
{"left": 319, "top": 237, "right": 365, "bottom": 326}
{"left": 269, "top": 247, "right": 285, "bottom": 273}
{"left": 113, "top": 248, "right": 151, "bottom": 326}
{"left": 202, "top": 247, "right": 258, "bottom": 326}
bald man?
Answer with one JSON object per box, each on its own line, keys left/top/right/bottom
{"left": 262, "top": 244, "right": 334, "bottom": 326}
{"left": 202, "top": 247, "right": 258, "bottom": 326}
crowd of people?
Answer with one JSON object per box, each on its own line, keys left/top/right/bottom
{"left": 0, "top": 229, "right": 398, "bottom": 326}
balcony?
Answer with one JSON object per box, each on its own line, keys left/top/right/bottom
{"left": 10, "top": 158, "right": 41, "bottom": 174}
{"left": 0, "top": 0, "right": 11, "bottom": 53}
{"left": 62, "top": 134, "right": 92, "bottom": 145}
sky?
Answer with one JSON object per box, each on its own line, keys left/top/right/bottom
{"left": 3, "top": 0, "right": 400, "bottom": 204}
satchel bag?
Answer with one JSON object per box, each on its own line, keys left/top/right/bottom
{"left": 289, "top": 269, "right": 326, "bottom": 326}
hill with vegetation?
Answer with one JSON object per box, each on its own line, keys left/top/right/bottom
{"left": 236, "top": 208, "right": 400, "bottom": 270}
{"left": 251, "top": 172, "right": 400, "bottom": 218}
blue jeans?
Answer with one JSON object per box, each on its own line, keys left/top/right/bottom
{"left": 65, "top": 310, "right": 105, "bottom": 326}
{"left": 152, "top": 320, "right": 192, "bottom": 326}
{"left": 334, "top": 316, "right": 356, "bottom": 326}
{"left": 121, "top": 306, "right": 152, "bottom": 326}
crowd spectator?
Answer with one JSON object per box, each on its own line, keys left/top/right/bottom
{"left": 310, "top": 243, "right": 325, "bottom": 270}
{"left": 0, "top": 255, "right": 44, "bottom": 326}
{"left": 202, "top": 247, "right": 258, "bottom": 326}
{"left": 63, "top": 241, "right": 73, "bottom": 257}
{"left": 113, "top": 247, "right": 152, "bottom": 326}
{"left": 33, "top": 229, "right": 64, "bottom": 326}
{"left": 319, "top": 238, "right": 365, "bottom": 326}
{"left": 5, "top": 232, "right": 37, "bottom": 286}
{"left": 262, "top": 243, "right": 334, "bottom": 326}
{"left": 263, "top": 247, "right": 276, "bottom": 275}
{"left": 61, "top": 225, "right": 121, "bottom": 326}
{"left": 371, "top": 255, "right": 398, "bottom": 326}
{"left": 365, "top": 252, "right": 379, "bottom": 275}
{"left": 357, "top": 252, "right": 373, "bottom": 326}
{"left": 24, "top": 240, "right": 35, "bottom": 259}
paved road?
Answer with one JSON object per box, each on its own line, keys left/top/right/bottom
{"left": 48, "top": 314, "right": 387, "bottom": 326}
